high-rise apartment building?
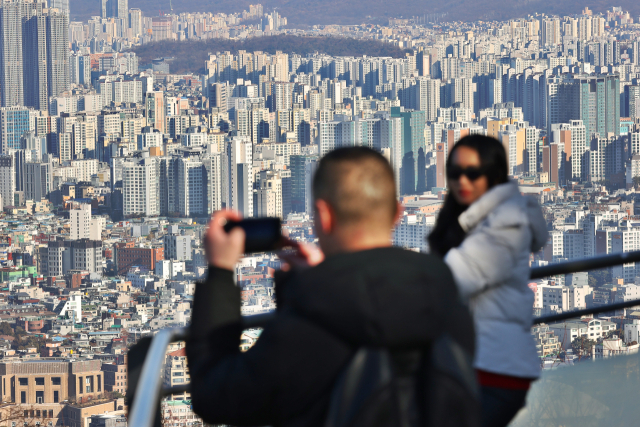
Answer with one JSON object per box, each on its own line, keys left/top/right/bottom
{"left": 137, "top": 127, "right": 163, "bottom": 150}
{"left": 24, "top": 161, "right": 51, "bottom": 201}
{"left": 70, "top": 54, "right": 92, "bottom": 86}
{"left": 145, "top": 91, "right": 165, "bottom": 133}
{"left": 415, "top": 77, "right": 440, "bottom": 121}
{"left": 256, "top": 173, "right": 283, "bottom": 218}
{"left": 390, "top": 107, "right": 427, "bottom": 195}
{"left": 226, "top": 136, "right": 253, "bottom": 217}
{"left": 553, "top": 120, "right": 587, "bottom": 182}
{"left": 0, "top": 106, "right": 33, "bottom": 153}
{"left": 70, "top": 239, "right": 103, "bottom": 275}
{"left": 0, "top": 155, "right": 14, "bottom": 208}
{"left": 70, "top": 203, "right": 92, "bottom": 240}
{"left": 541, "top": 18, "right": 561, "bottom": 47}
{"left": 236, "top": 106, "right": 270, "bottom": 144}
{"left": 290, "top": 154, "right": 316, "bottom": 214}
{"left": 177, "top": 157, "right": 205, "bottom": 217}
{"left": 22, "top": 0, "right": 47, "bottom": 111}
{"left": 0, "top": 1, "right": 24, "bottom": 107}
{"left": 129, "top": 8, "right": 142, "bottom": 36}
{"left": 152, "top": 16, "right": 172, "bottom": 41}
{"left": 46, "top": 9, "right": 69, "bottom": 99}
{"left": 499, "top": 124, "right": 526, "bottom": 176}
{"left": 548, "top": 74, "right": 620, "bottom": 140}
{"left": 624, "top": 84, "right": 640, "bottom": 118}
{"left": 101, "top": 0, "right": 127, "bottom": 19}
{"left": 122, "top": 157, "right": 160, "bottom": 217}
{"left": 203, "top": 153, "right": 223, "bottom": 214}
{"left": 269, "top": 82, "right": 294, "bottom": 112}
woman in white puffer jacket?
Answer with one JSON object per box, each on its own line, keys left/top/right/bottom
{"left": 428, "top": 135, "right": 548, "bottom": 427}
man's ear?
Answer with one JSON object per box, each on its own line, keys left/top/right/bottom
{"left": 315, "top": 199, "right": 335, "bottom": 235}
{"left": 393, "top": 201, "right": 404, "bottom": 225}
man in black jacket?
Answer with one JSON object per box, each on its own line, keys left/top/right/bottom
{"left": 187, "top": 147, "right": 476, "bottom": 427}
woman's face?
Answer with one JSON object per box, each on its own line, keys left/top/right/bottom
{"left": 448, "top": 146, "right": 490, "bottom": 207}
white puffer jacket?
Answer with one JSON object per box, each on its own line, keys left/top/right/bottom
{"left": 444, "top": 180, "right": 548, "bottom": 379}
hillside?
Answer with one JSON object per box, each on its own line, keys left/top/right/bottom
{"left": 70, "top": 0, "right": 640, "bottom": 25}
{"left": 130, "top": 35, "right": 411, "bottom": 74}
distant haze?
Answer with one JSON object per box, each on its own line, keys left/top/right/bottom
{"left": 70, "top": 0, "right": 640, "bottom": 24}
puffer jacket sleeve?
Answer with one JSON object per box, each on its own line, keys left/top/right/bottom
{"left": 444, "top": 214, "right": 531, "bottom": 301}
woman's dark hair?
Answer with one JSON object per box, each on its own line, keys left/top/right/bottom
{"left": 427, "top": 135, "right": 509, "bottom": 258}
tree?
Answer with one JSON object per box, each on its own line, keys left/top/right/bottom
{"left": 12, "top": 334, "right": 47, "bottom": 351}
{"left": 0, "top": 404, "right": 50, "bottom": 426}
{"left": 0, "top": 322, "right": 13, "bottom": 336}
{"left": 571, "top": 336, "right": 596, "bottom": 357}
{"left": 588, "top": 269, "right": 611, "bottom": 288}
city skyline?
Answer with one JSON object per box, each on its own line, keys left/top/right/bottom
{"left": 0, "top": 1, "right": 638, "bottom": 426}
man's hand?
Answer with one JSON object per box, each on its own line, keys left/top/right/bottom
{"left": 204, "top": 211, "right": 245, "bottom": 271}
{"left": 277, "top": 237, "right": 324, "bottom": 272}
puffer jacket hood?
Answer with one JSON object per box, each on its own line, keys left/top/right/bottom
{"left": 524, "top": 193, "right": 548, "bottom": 253}
{"left": 280, "top": 246, "right": 474, "bottom": 353}
{"left": 458, "top": 180, "right": 548, "bottom": 253}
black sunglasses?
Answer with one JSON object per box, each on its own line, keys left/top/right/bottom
{"left": 447, "top": 166, "right": 486, "bottom": 181}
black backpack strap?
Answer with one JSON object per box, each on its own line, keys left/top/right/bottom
{"left": 431, "top": 334, "right": 478, "bottom": 397}
{"left": 324, "top": 348, "right": 393, "bottom": 427}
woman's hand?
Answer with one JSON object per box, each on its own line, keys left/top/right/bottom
{"left": 277, "top": 237, "right": 324, "bottom": 271}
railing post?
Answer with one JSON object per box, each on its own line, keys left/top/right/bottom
{"left": 128, "top": 327, "right": 188, "bottom": 427}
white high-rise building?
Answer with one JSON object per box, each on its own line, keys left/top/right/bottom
{"left": 70, "top": 203, "right": 91, "bottom": 240}
{"left": 568, "top": 120, "right": 587, "bottom": 181}
{"left": 137, "top": 127, "right": 163, "bottom": 150}
{"left": 256, "top": 175, "right": 283, "bottom": 218}
{"left": 129, "top": 8, "right": 142, "bottom": 37}
{"left": 226, "top": 136, "right": 253, "bottom": 217}
{"left": 177, "top": 158, "right": 205, "bottom": 217}
{"left": 236, "top": 107, "right": 270, "bottom": 145}
{"left": 122, "top": 157, "right": 160, "bottom": 217}
{"left": 204, "top": 154, "right": 223, "bottom": 214}
{"left": 415, "top": 77, "right": 440, "bottom": 122}
{"left": 525, "top": 127, "right": 540, "bottom": 175}
{"left": 541, "top": 18, "right": 560, "bottom": 47}
{"left": 70, "top": 54, "right": 92, "bottom": 87}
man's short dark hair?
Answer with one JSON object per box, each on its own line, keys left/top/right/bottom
{"left": 313, "top": 147, "right": 397, "bottom": 226}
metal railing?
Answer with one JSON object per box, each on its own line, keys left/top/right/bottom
{"left": 128, "top": 312, "right": 276, "bottom": 427}
{"left": 128, "top": 250, "right": 640, "bottom": 427}
{"left": 531, "top": 249, "right": 640, "bottom": 324}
